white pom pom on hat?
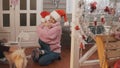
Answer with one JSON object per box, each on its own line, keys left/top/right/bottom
{"left": 50, "top": 9, "right": 69, "bottom": 26}
{"left": 64, "top": 21, "right": 69, "bottom": 26}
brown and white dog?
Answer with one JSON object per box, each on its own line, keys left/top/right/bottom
{"left": 4, "top": 49, "right": 28, "bottom": 68}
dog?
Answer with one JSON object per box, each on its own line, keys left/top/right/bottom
{"left": 4, "top": 49, "right": 28, "bottom": 68}
{"left": 0, "top": 38, "right": 28, "bottom": 68}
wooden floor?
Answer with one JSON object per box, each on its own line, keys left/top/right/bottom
{"left": 0, "top": 45, "right": 70, "bottom": 68}
{"left": 0, "top": 44, "right": 117, "bottom": 68}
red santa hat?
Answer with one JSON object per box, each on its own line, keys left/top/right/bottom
{"left": 50, "top": 9, "right": 69, "bottom": 26}
{"left": 40, "top": 11, "right": 50, "bottom": 22}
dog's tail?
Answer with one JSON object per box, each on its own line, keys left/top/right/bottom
{"left": 11, "top": 49, "right": 27, "bottom": 68}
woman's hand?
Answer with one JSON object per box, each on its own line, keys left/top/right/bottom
{"left": 45, "top": 22, "right": 52, "bottom": 29}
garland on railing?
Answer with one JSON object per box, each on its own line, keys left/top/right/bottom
{"left": 73, "top": 0, "right": 120, "bottom": 50}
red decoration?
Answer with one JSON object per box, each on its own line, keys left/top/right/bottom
{"left": 104, "top": 6, "right": 110, "bottom": 12}
{"left": 82, "top": 35, "right": 86, "bottom": 40}
{"left": 94, "top": 17, "right": 97, "bottom": 26}
{"left": 114, "top": 60, "right": 120, "bottom": 68}
{"left": 90, "top": 2, "right": 97, "bottom": 13}
{"left": 80, "top": 42, "right": 84, "bottom": 49}
{"left": 75, "top": 25, "right": 80, "bottom": 30}
{"left": 101, "top": 16, "right": 105, "bottom": 24}
{"left": 94, "top": 21, "right": 97, "bottom": 26}
{"left": 104, "top": 6, "right": 115, "bottom": 15}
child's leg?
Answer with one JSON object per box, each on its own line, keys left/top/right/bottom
{"left": 32, "top": 39, "right": 51, "bottom": 62}
{"left": 38, "top": 52, "right": 60, "bottom": 66}
{"left": 38, "top": 39, "right": 50, "bottom": 53}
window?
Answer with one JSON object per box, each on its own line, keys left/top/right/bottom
{"left": 30, "top": 0, "right": 36, "bottom": 10}
{"left": 30, "top": 13, "right": 36, "bottom": 26}
{"left": 3, "top": 14, "right": 10, "bottom": 27}
{"left": 20, "top": 0, "right": 27, "bottom": 10}
{"left": 3, "top": 0, "right": 9, "bottom": 10}
{"left": 20, "top": 13, "right": 27, "bottom": 26}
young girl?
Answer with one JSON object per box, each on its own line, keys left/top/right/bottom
{"left": 36, "top": 9, "right": 68, "bottom": 66}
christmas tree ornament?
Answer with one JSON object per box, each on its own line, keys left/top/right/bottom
{"left": 104, "top": 6, "right": 110, "bottom": 13}
{"left": 82, "top": 35, "right": 86, "bottom": 40}
{"left": 75, "top": 25, "right": 80, "bottom": 30}
{"left": 101, "top": 15, "right": 105, "bottom": 24}
{"left": 90, "top": 1, "right": 97, "bottom": 13}
{"left": 94, "top": 17, "right": 97, "bottom": 26}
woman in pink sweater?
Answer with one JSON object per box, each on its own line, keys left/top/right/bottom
{"left": 35, "top": 9, "right": 68, "bottom": 66}
{"left": 36, "top": 16, "right": 62, "bottom": 65}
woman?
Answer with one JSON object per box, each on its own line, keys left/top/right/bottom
{"left": 36, "top": 9, "right": 68, "bottom": 65}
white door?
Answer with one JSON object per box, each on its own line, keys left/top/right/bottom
{"left": 0, "top": 0, "right": 43, "bottom": 47}
{"left": 0, "top": 0, "right": 15, "bottom": 41}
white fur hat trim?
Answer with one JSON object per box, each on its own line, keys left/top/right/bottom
{"left": 50, "top": 11, "right": 61, "bottom": 22}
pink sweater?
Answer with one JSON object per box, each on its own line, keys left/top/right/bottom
{"left": 37, "top": 22, "right": 62, "bottom": 53}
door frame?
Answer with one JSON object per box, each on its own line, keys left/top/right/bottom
{"left": 14, "top": 0, "right": 43, "bottom": 47}
{"left": 0, "top": 0, "right": 43, "bottom": 47}
{"left": 0, "top": 0, "right": 16, "bottom": 41}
